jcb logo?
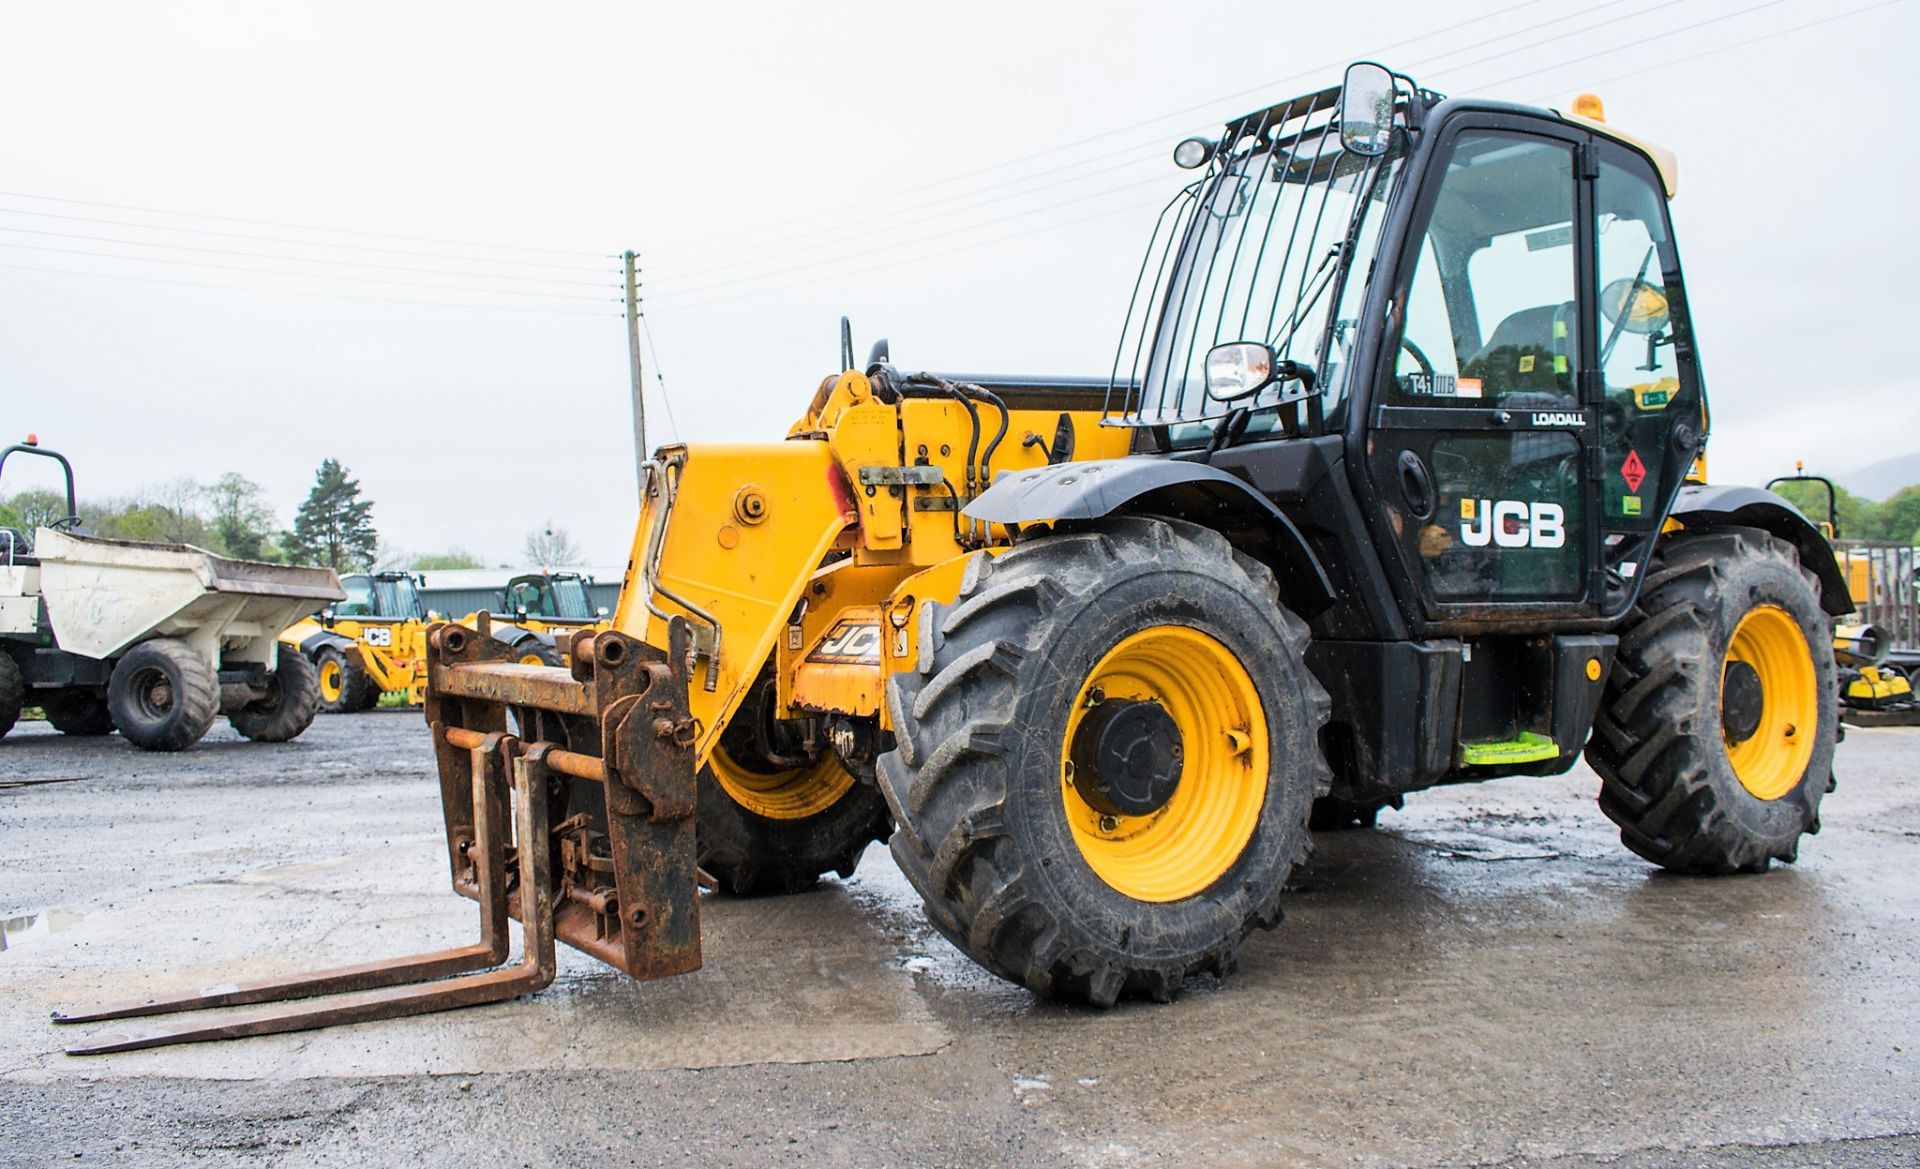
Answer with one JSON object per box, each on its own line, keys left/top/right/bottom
{"left": 363, "top": 626, "right": 393, "bottom": 647}
{"left": 1459, "top": 499, "right": 1566, "bottom": 549}
{"left": 807, "top": 621, "right": 882, "bottom": 665}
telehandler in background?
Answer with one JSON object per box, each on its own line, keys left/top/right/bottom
{"left": 58, "top": 63, "right": 1852, "bottom": 1052}
{"left": 284, "top": 570, "right": 603, "bottom": 711}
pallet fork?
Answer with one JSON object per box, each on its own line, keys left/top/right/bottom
{"left": 53, "top": 619, "right": 704, "bottom": 1054}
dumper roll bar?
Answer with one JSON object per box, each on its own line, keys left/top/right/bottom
{"left": 0, "top": 442, "right": 81, "bottom": 529}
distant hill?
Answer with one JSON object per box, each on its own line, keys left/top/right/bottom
{"left": 1838, "top": 452, "right": 1920, "bottom": 502}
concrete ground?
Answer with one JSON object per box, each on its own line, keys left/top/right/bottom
{"left": 1, "top": 712, "right": 1916, "bottom": 1169}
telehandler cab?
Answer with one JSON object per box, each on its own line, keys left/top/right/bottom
{"left": 57, "top": 63, "right": 1849, "bottom": 1052}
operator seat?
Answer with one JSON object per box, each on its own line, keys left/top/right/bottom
{"left": 1462, "top": 302, "right": 1578, "bottom": 403}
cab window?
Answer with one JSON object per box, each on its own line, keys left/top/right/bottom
{"left": 1386, "top": 132, "right": 1578, "bottom": 409}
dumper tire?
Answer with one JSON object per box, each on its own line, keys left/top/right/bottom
{"left": 0, "top": 653, "right": 23, "bottom": 740}
{"left": 878, "top": 517, "right": 1331, "bottom": 1007}
{"left": 108, "top": 638, "right": 219, "bottom": 752}
{"left": 314, "top": 645, "right": 373, "bottom": 714}
{"left": 41, "top": 689, "right": 115, "bottom": 736}
{"left": 1586, "top": 527, "right": 1837, "bottom": 874}
{"left": 228, "top": 651, "right": 322, "bottom": 743}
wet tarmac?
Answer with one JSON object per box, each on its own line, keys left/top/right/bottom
{"left": 1, "top": 713, "right": 1916, "bottom": 1168}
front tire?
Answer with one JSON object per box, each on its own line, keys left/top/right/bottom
{"left": 1586, "top": 528, "right": 1838, "bottom": 873}
{"left": 108, "top": 638, "right": 219, "bottom": 752}
{"left": 313, "top": 645, "right": 373, "bottom": 714}
{"left": 878, "top": 517, "right": 1330, "bottom": 1006}
{"left": 228, "top": 651, "right": 321, "bottom": 742}
{"left": 697, "top": 675, "right": 892, "bottom": 895}
{"left": 41, "top": 689, "right": 115, "bottom": 736}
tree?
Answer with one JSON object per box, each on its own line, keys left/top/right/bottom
{"left": 414, "top": 549, "right": 486, "bottom": 570}
{"left": 1772, "top": 479, "right": 1876, "bottom": 541}
{"left": 523, "top": 521, "right": 581, "bottom": 566}
{"left": 1877, "top": 485, "right": 1920, "bottom": 547}
{"left": 0, "top": 488, "right": 71, "bottom": 533}
{"left": 285, "top": 459, "right": 378, "bottom": 571}
{"left": 204, "top": 473, "right": 277, "bottom": 560}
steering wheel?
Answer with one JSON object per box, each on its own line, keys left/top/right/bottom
{"left": 1400, "top": 337, "right": 1435, "bottom": 378}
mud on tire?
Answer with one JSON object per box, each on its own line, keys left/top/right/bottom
{"left": 1586, "top": 527, "right": 1837, "bottom": 873}
{"left": 878, "top": 516, "right": 1331, "bottom": 1007}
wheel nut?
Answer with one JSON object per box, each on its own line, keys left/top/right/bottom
{"left": 1098, "top": 815, "right": 1118, "bottom": 833}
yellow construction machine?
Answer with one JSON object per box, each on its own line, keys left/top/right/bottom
{"left": 57, "top": 63, "right": 1854, "bottom": 1052}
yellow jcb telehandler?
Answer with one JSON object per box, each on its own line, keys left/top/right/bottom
{"left": 57, "top": 64, "right": 1852, "bottom": 1052}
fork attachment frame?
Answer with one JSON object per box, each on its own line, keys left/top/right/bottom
{"left": 52, "top": 618, "right": 703, "bottom": 1054}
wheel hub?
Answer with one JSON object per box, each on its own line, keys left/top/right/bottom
{"left": 1721, "top": 659, "right": 1764, "bottom": 745}
{"left": 1069, "top": 698, "right": 1185, "bottom": 817}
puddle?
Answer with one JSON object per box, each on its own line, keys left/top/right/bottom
{"left": 0, "top": 910, "right": 85, "bottom": 952}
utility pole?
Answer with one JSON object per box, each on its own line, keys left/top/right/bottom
{"left": 623, "top": 249, "right": 648, "bottom": 499}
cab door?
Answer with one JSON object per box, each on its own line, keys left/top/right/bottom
{"left": 1363, "top": 117, "right": 1602, "bottom": 625}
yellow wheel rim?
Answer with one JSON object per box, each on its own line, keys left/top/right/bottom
{"left": 318, "top": 658, "right": 342, "bottom": 704}
{"left": 708, "top": 742, "right": 855, "bottom": 821}
{"left": 1060, "top": 625, "right": 1267, "bottom": 902}
{"left": 1723, "top": 604, "right": 1818, "bottom": 800}
{"left": 518, "top": 651, "right": 549, "bottom": 667}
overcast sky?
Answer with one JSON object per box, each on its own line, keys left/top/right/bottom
{"left": 2, "top": 0, "right": 1914, "bottom": 564}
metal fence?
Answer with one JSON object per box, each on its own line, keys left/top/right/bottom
{"left": 1841, "top": 543, "right": 1920, "bottom": 650}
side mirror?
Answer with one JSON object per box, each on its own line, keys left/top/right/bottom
{"left": 1204, "top": 342, "right": 1276, "bottom": 401}
{"left": 1339, "top": 61, "right": 1396, "bottom": 157}
{"left": 597, "top": 606, "right": 611, "bottom": 618}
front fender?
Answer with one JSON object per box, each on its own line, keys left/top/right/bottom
{"left": 1671, "top": 484, "right": 1852, "bottom": 616}
{"left": 965, "top": 456, "right": 1335, "bottom": 615}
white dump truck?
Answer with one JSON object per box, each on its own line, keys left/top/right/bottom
{"left": 0, "top": 439, "right": 344, "bottom": 751}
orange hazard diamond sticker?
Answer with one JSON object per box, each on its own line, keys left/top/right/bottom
{"left": 1621, "top": 450, "right": 1647, "bottom": 493}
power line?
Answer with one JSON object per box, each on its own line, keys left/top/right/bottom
{"left": 648, "top": 190, "right": 1171, "bottom": 314}
{"left": 0, "top": 240, "right": 619, "bottom": 302}
{"left": 0, "top": 224, "right": 618, "bottom": 288}
{"left": 0, "top": 259, "right": 620, "bottom": 316}
{"left": 0, "top": 204, "right": 614, "bottom": 273}
{"left": 0, "top": 187, "right": 608, "bottom": 261}
{"left": 635, "top": 0, "right": 1733, "bottom": 294}
{"left": 1525, "top": 0, "right": 1909, "bottom": 100}
{"left": 638, "top": 0, "right": 1571, "bottom": 265}
{"left": 1466, "top": 0, "right": 1800, "bottom": 90}
{"left": 637, "top": 314, "right": 681, "bottom": 442}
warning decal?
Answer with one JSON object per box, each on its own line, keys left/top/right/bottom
{"left": 1621, "top": 450, "right": 1647, "bottom": 493}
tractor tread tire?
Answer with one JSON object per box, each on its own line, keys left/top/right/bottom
{"left": 878, "top": 516, "right": 1331, "bottom": 1007}
{"left": 0, "top": 653, "right": 23, "bottom": 740}
{"left": 228, "top": 650, "right": 322, "bottom": 742}
{"left": 314, "top": 645, "right": 374, "bottom": 714}
{"left": 108, "top": 638, "right": 219, "bottom": 752}
{"left": 512, "top": 637, "right": 564, "bottom": 668}
{"left": 1585, "top": 527, "right": 1836, "bottom": 874}
{"left": 41, "top": 689, "right": 115, "bottom": 736}
{"left": 697, "top": 770, "right": 893, "bottom": 896}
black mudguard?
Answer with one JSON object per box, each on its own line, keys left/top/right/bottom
{"left": 1670, "top": 484, "right": 1852, "bottom": 616}
{"left": 965, "top": 457, "right": 1336, "bottom": 615}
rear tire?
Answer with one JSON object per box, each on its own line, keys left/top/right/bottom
{"left": 228, "top": 651, "right": 321, "bottom": 742}
{"left": 1586, "top": 528, "right": 1837, "bottom": 873}
{"left": 512, "top": 637, "right": 563, "bottom": 668}
{"left": 1309, "top": 795, "right": 1391, "bottom": 831}
{"left": 878, "top": 517, "right": 1331, "bottom": 1006}
{"left": 108, "top": 638, "right": 219, "bottom": 752}
{"left": 41, "top": 689, "right": 115, "bottom": 736}
{"left": 0, "top": 653, "right": 23, "bottom": 740}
